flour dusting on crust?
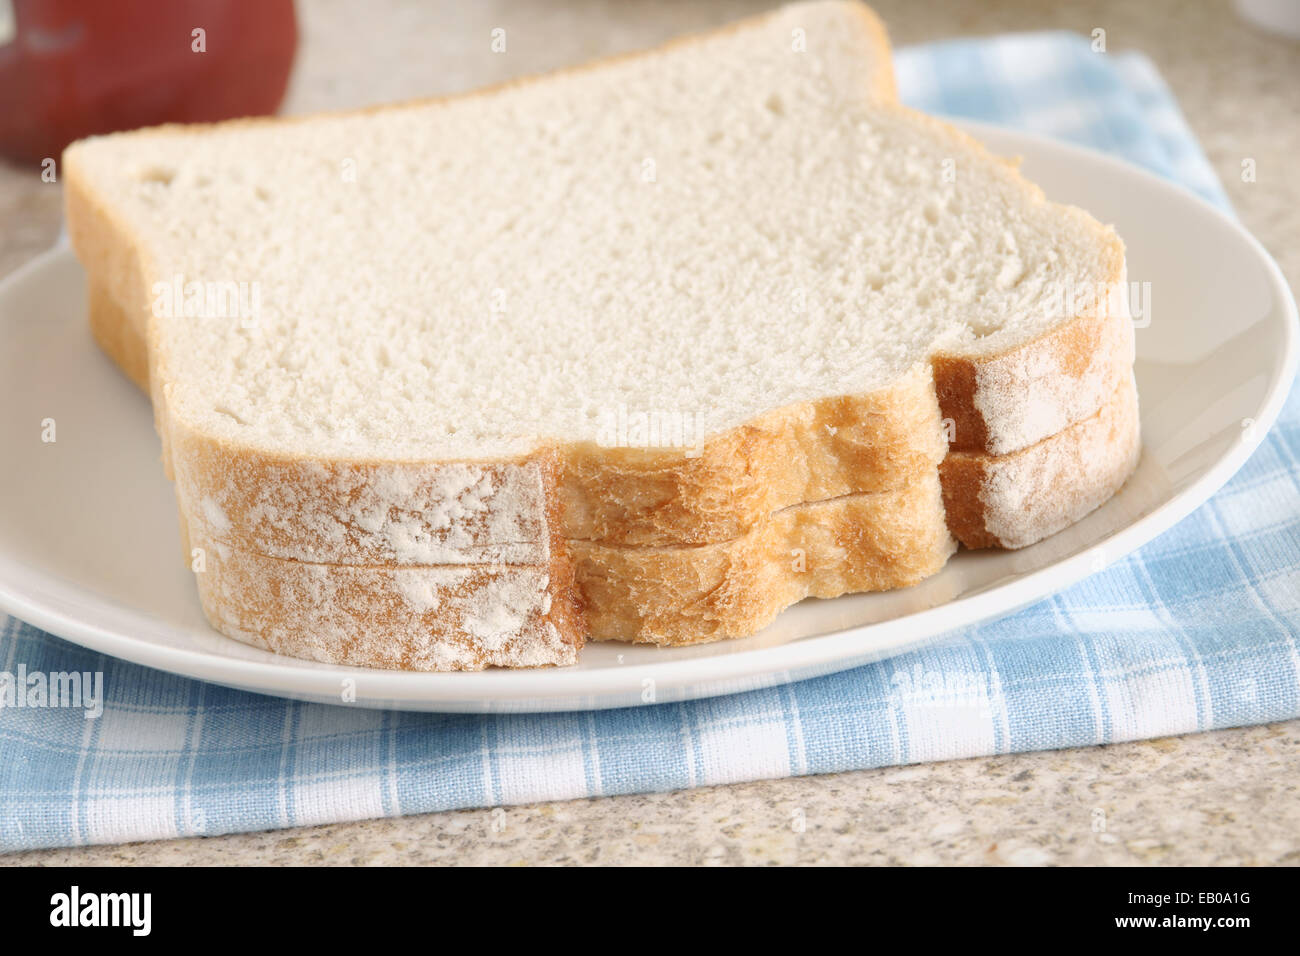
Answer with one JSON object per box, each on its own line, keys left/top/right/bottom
{"left": 194, "top": 536, "right": 577, "bottom": 671}
{"left": 174, "top": 445, "right": 553, "bottom": 565}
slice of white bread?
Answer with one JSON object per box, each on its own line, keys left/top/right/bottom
{"left": 65, "top": 2, "right": 1139, "bottom": 669}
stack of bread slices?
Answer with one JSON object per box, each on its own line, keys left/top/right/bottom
{"left": 63, "top": 1, "right": 1139, "bottom": 670}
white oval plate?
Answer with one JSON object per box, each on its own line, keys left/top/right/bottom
{"left": 0, "top": 121, "right": 1295, "bottom": 712}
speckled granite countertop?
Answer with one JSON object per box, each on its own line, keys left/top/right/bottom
{"left": 3, "top": 0, "right": 1297, "bottom": 865}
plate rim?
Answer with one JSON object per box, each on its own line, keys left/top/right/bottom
{"left": 1, "top": 120, "right": 1296, "bottom": 710}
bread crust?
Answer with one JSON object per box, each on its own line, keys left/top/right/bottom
{"left": 940, "top": 372, "right": 1140, "bottom": 549}
{"left": 185, "top": 528, "right": 586, "bottom": 671}
{"left": 190, "top": 480, "right": 953, "bottom": 663}
{"left": 185, "top": 379, "right": 1139, "bottom": 667}
{"left": 577, "top": 473, "right": 955, "bottom": 644}
{"left": 933, "top": 280, "right": 1133, "bottom": 457}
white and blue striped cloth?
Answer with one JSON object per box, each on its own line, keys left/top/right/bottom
{"left": 1, "top": 33, "right": 1295, "bottom": 852}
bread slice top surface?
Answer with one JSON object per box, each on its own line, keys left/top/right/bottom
{"left": 65, "top": 0, "right": 1123, "bottom": 462}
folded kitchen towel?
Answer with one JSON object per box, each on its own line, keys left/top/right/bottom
{"left": 0, "top": 32, "right": 1294, "bottom": 852}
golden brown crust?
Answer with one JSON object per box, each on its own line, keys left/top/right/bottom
{"left": 65, "top": 168, "right": 178, "bottom": 483}
{"left": 939, "top": 456, "right": 998, "bottom": 549}
{"left": 87, "top": 277, "right": 149, "bottom": 390}
{"left": 934, "top": 304, "right": 1133, "bottom": 457}
{"left": 932, "top": 353, "right": 989, "bottom": 452}
{"left": 575, "top": 474, "right": 955, "bottom": 645}
{"left": 941, "top": 372, "right": 1140, "bottom": 549}
{"left": 558, "top": 367, "right": 945, "bottom": 544}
